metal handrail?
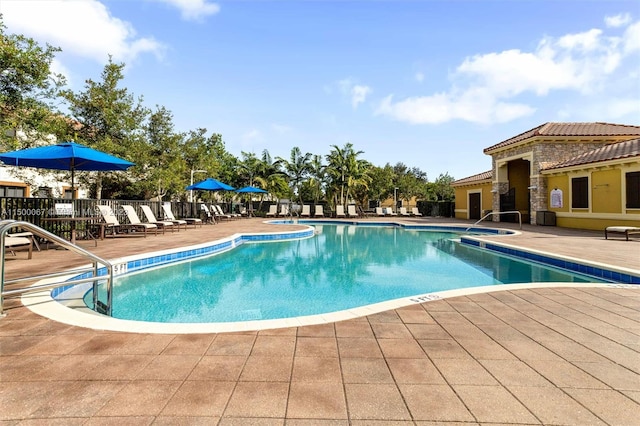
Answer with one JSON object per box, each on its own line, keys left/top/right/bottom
{"left": 464, "top": 210, "right": 522, "bottom": 232}
{"left": 1, "top": 220, "right": 113, "bottom": 317}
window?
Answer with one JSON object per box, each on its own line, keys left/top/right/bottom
{"left": 627, "top": 171, "right": 640, "bottom": 208}
{"left": 0, "top": 185, "right": 26, "bottom": 197}
{"left": 571, "top": 176, "right": 589, "bottom": 208}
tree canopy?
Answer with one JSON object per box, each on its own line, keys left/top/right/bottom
{"left": 0, "top": 19, "right": 455, "bottom": 204}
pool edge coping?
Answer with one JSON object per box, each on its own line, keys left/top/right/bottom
{"left": 21, "top": 221, "right": 640, "bottom": 334}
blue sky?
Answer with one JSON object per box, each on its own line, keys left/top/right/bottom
{"left": 2, "top": 0, "right": 639, "bottom": 181}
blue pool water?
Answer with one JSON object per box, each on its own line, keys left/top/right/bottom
{"left": 88, "top": 224, "right": 606, "bottom": 323}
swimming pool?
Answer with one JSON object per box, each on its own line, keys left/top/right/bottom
{"left": 85, "top": 223, "right": 607, "bottom": 324}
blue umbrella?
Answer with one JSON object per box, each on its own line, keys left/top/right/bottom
{"left": 236, "top": 186, "right": 267, "bottom": 194}
{"left": 186, "top": 178, "right": 235, "bottom": 191}
{"left": 0, "top": 141, "right": 134, "bottom": 198}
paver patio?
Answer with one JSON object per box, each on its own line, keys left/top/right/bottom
{"left": 1, "top": 217, "right": 639, "bottom": 424}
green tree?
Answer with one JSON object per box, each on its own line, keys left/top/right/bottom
{"left": 60, "top": 58, "right": 149, "bottom": 198}
{"left": 0, "top": 18, "right": 66, "bottom": 149}
{"left": 433, "top": 172, "right": 455, "bottom": 201}
{"left": 276, "top": 146, "right": 312, "bottom": 206}
{"left": 326, "top": 143, "right": 367, "bottom": 207}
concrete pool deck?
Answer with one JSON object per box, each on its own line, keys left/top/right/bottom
{"left": 1, "top": 217, "right": 639, "bottom": 424}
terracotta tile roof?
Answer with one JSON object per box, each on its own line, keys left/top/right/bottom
{"left": 484, "top": 122, "right": 640, "bottom": 153}
{"left": 543, "top": 138, "right": 640, "bottom": 171}
{"left": 452, "top": 170, "right": 492, "bottom": 185}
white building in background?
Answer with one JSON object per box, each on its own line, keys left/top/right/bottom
{"left": 0, "top": 129, "right": 90, "bottom": 199}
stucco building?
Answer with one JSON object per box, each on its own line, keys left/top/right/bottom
{"left": 452, "top": 122, "right": 640, "bottom": 230}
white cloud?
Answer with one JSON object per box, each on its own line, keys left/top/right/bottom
{"left": 415, "top": 72, "right": 424, "bottom": 83}
{"left": 605, "top": 13, "right": 631, "bottom": 28}
{"left": 351, "top": 85, "right": 372, "bottom": 109}
{"left": 152, "top": 0, "right": 220, "bottom": 22}
{"left": 1, "top": 0, "right": 165, "bottom": 64}
{"left": 376, "top": 16, "right": 639, "bottom": 125}
{"left": 332, "top": 78, "right": 371, "bottom": 109}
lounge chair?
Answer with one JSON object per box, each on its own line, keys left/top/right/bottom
{"left": 605, "top": 226, "right": 640, "bottom": 241}
{"left": 211, "top": 204, "right": 232, "bottom": 221}
{"left": 162, "top": 204, "right": 201, "bottom": 228}
{"left": 375, "top": 207, "right": 385, "bottom": 216}
{"left": 399, "top": 207, "right": 410, "bottom": 216}
{"left": 97, "top": 205, "right": 149, "bottom": 237}
{"left": 200, "top": 204, "right": 215, "bottom": 224}
{"left": 122, "top": 205, "right": 160, "bottom": 235}
{"left": 411, "top": 207, "right": 422, "bottom": 216}
{"left": 335, "top": 205, "right": 346, "bottom": 218}
{"left": 215, "top": 204, "right": 240, "bottom": 219}
{"left": 347, "top": 205, "right": 359, "bottom": 218}
{"left": 385, "top": 207, "right": 397, "bottom": 216}
{"left": 279, "top": 204, "right": 289, "bottom": 217}
{"left": 4, "top": 235, "right": 33, "bottom": 259}
{"left": 140, "top": 205, "right": 177, "bottom": 232}
{"left": 266, "top": 204, "right": 277, "bottom": 217}
{"left": 314, "top": 205, "right": 324, "bottom": 217}
{"left": 300, "top": 204, "right": 311, "bottom": 217}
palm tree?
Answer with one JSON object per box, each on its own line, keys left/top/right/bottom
{"left": 276, "top": 147, "right": 312, "bottom": 207}
{"left": 326, "top": 143, "right": 365, "bottom": 207}
{"left": 307, "top": 154, "right": 326, "bottom": 204}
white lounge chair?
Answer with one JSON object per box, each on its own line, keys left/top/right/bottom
{"left": 4, "top": 235, "right": 33, "bottom": 259}
{"left": 162, "top": 204, "right": 201, "bottom": 228}
{"left": 122, "top": 205, "right": 160, "bottom": 235}
{"left": 314, "top": 205, "right": 324, "bottom": 217}
{"left": 399, "top": 207, "right": 410, "bottom": 216}
{"left": 605, "top": 226, "right": 640, "bottom": 241}
{"left": 384, "top": 207, "right": 397, "bottom": 216}
{"left": 300, "top": 204, "right": 311, "bottom": 217}
{"left": 140, "top": 205, "right": 177, "bottom": 232}
{"left": 279, "top": 204, "right": 289, "bottom": 217}
{"left": 375, "top": 207, "right": 385, "bottom": 216}
{"left": 201, "top": 204, "right": 215, "bottom": 224}
{"left": 216, "top": 204, "right": 240, "bottom": 219}
{"left": 212, "top": 204, "right": 232, "bottom": 221}
{"left": 335, "top": 205, "right": 346, "bottom": 218}
{"left": 266, "top": 204, "right": 277, "bottom": 217}
{"left": 411, "top": 207, "right": 422, "bottom": 217}
{"left": 347, "top": 205, "right": 359, "bottom": 218}
{"left": 97, "top": 205, "right": 149, "bottom": 237}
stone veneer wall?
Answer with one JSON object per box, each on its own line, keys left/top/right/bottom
{"left": 491, "top": 140, "right": 609, "bottom": 224}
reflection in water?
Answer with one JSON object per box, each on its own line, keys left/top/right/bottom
{"left": 93, "top": 225, "right": 603, "bottom": 323}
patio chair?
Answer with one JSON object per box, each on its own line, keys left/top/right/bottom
{"left": 375, "top": 207, "right": 385, "bottom": 216}
{"left": 140, "top": 205, "right": 177, "bottom": 232}
{"left": 200, "top": 204, "right": 216, "bottom": 224}
{"left": 279, "top": 204, "right": 289, "bottom": 217}
{"left": 4, "top": 235, "right": 33, "bottom": 259}
{"left": 97, "top": 205, "right": 149, "bottom": 237}
{"left": 399, "top": 207, "right": 410, "bottom": 216}
{"left": 604, "top": 226, "right": 640, "bottom": 241}
{"left": 122, "top": 205, "right": 160, "bottom": 235}
{"left": 162, "top": 204, "right": 201, "bottom": 228}
{"left": 385, "top": 207, "right": 397, "bottom": 216}
{"left": 411, "top": 207, "right": 422, "bottom": 217}
{"left": 216, "top": 204, "right": 240, "bottom": 219}
{"left": 266, "top": 204, "right": 277, "bottom": 217}
{"left": 314, "top": 205, "right": 324, "bottom": 217}
{"left": 347, "top": 205, "right": 359, "bottom": 218}
{"left": 300, "top": 204, "right": 311, "bottom": 217}
{"left": 335, "top": 205, "right": 346, "bottom": 218}
{"left": 211, "top": 204, "right": 233, "bottom": 221}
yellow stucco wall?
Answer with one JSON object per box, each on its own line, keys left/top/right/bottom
{"left": 453, "top": 182, "right": 493, "bottom": 219}
{"left": 545, "top": 165, "right": 640, "bottom": 231}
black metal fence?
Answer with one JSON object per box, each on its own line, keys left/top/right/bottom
{"left": 0, "top": 197, "right": 238, "bottom": 241}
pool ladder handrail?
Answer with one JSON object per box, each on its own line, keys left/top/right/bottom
{"left": 464, "top": 210, "right": 522, "bottom": 233}
{"left": 0, "top": 220, "right": 114, "bottom": 318}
